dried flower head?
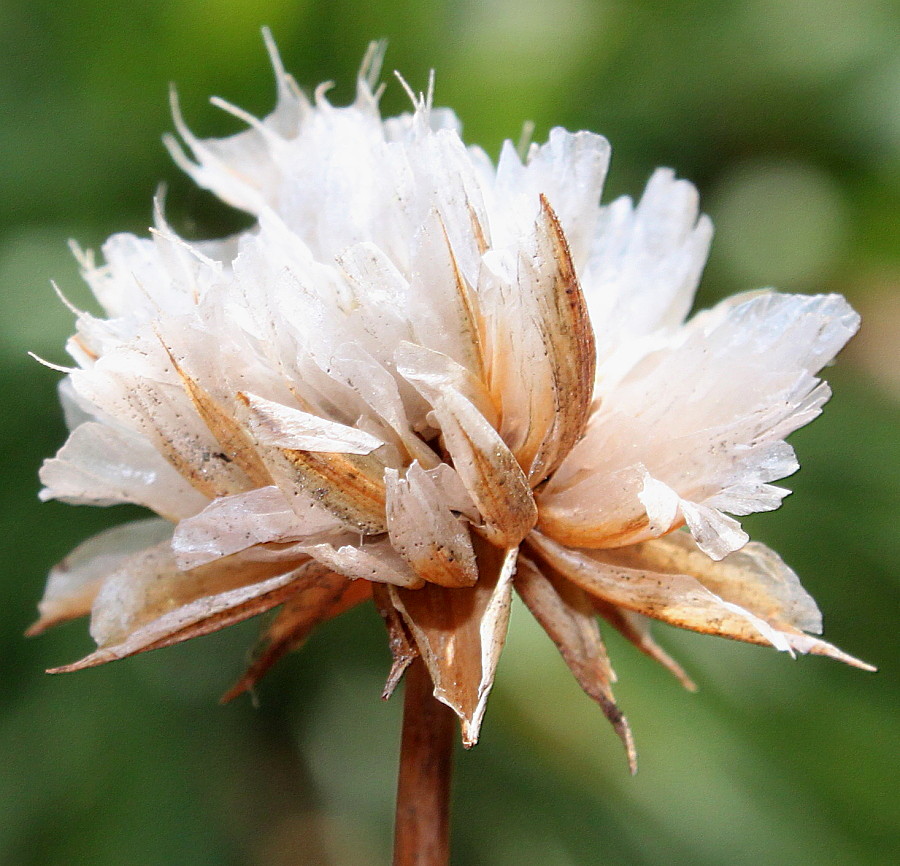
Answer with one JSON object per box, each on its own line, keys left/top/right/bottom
{"left": 33, "top": 33, "right": 872, "bottom": 771}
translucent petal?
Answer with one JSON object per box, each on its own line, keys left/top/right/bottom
{"left": 399, "top": 362, "right": 536, "bottom": 546}
{"left": 485, "top": 198, "right": 596, "bottom": 484}
{"left": 582, "top": 168, "right": 712, "bottom": 359}
{"left": 243, "top": 392, "right": 384, "bottom": 454}
{"left": 300, "top": 537, "right": 422, "bottom": 588}
{"left": 29, "top": 518, "right": 173, "bottom": 636}
{"left": 172, "top": 485, "right": 345, "bottom": 569}
{"left": 39, "top": 421, "right": 208, "bottom": 521}
{"left": 527, "top": 532, "right": 872, "bottom": 669}
{"left": 601, "top": 529, "right": 822, "bottom": 634}
{"left": 540, "top": 293, "right": 860, "bottom": 553}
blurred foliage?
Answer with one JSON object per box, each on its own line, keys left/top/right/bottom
{"left": 1, "top": 1, "right": 898, "bottom": 864}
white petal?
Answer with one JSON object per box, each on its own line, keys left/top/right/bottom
{"left": 406, "top": 210, "right": 484, "bottom": 377}
{"left": 583, "top": 168, "right": 713, "bottom": 360}
{"left": 39, "top": 421, "right": 208, "bottom": 521}
{"left": 637, "top": 470, "right": 681, "bottom": 535}
{"left": 540, "top": 293, "right": 859, "bottom": 551}
{"left": 483, "top": 198, "right": 596, "bottom": 484}
{"left": 679, "top": 500, "right": 749, "bottom": 560}
{"left": 71, "top": 335, "right": 255, "bottom": 499}
{"left": 242, "top": 392, "right": 384, "bottom": 454}
{"left": 490, "top": 128, "right": 610, "bottom": 263}
{"left": 172, "top": 485, "right": 344, "bottom": 569}
{"left": 399, "top": 364, "right": 536, "bottom": 546}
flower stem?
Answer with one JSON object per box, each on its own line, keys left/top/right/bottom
{"left": 393, "top": 656, "right": 455, "bottom": 866}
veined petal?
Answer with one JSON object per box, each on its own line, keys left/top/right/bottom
{"left": 527, "top": 197, "right": 596, "bottom": 480}
{"left": 240, "top": 383, "right": 394, "bottom": 535}
{"left": 222, "top": 567, "right": 372, "bottom": 702}
{"left": 522, "top": 129, "right": 611, "bottom": 265}
{"left": 488, "top": 198, "right": 596, "bottom": 485}
{"left": 515, "top": 556, "right": 636, "bottom": 773}
{"left": 320, "top": 342, "right": 440, "bottom": 467}
{"left": 407, "top": 209, "right": 485, "bottom": 378}
{"left": 71, "top": 338, "right": 255, "bottom": 499}
{"left": 252, "top": 445, "right": 390, "bottom": 535}
{"left": 526, "top": 532, "right": 872, "bottom": 668}
{"left": 165, "top": 350, "right": 273, "bottom": 487}
{"left": 390, "top": 540, "right": 517, "bottom": 746}
{"left": 601, "top": 529, "right": 822, "bottom": 633}
{"left": 395, "top": 341, "right": 498, "bottom": 431}
{"left": 385, "top": 464, "right": 478, "bottom": 588}
{"left": 28, "top": 518, "right": 173, "bottom": 636}
{"left": 92, "top": 542, "right": 306, "bottom": 648}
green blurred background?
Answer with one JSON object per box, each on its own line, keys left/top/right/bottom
{"left": 1, "top": 1, "right": 898, "bottom": 863}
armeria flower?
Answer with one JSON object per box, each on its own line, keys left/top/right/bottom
{"left": 33, "top": 34, "right": 872, "bottom": 772}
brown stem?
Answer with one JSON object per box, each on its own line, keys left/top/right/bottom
{"left": 393, "top": 656, "right": 456, "bottom": 866}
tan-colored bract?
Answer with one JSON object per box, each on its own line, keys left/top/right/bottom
{"left": 34, "top": 32, "right": 873, "bottom": 773}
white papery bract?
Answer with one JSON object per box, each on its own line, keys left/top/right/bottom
{"left": 34, "top": 33, "right": 872, "bottom": 768}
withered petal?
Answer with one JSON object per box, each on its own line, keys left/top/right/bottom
{"left": 591, "top": 598, "right": 697, "bottom": 692}
{"left": 389, "top": 538, "right": 516, "bottom": 747}
{"left": 222, "top": 568, "right": 372, "bottom": 703}
{"left": 89, "top": 538, "right": 311, "bottom": 649}
{"left": 385, "top": 463, "right": 478, "bottom": 588}
{"left": 245, "top": 422, "right": 390, "bottom": 535}
{"left": 515, "top": 555, "right": 636, "bottom": 774}
{"left": 526, "top": 532, "right": 875, "bottom": 669}
{"left": 516, "top": 196, "right": 597, "bottom": 485}
{"left": 165, "top": 346, "right": 273, "bottom": 486}
{"left": 603, "top": 530, "right": 822, "bottom": 633}
{"left": 48, "top": 566, "right": 309, "bottom": 673}
{"left": 372, "top": 582, "right": 419, "bottom": 700}
{"left": 300, "top": 537, "right": 423, "bottom": 588}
